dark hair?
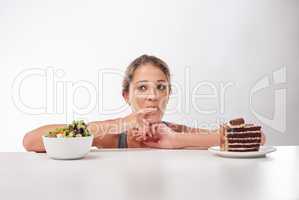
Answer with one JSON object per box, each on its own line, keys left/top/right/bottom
{"left": 122, "top": 54, "right": 171, "bottom": 94}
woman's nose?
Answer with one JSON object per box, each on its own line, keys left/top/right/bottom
{"left": 146, "top": 88, "right": 158, "bottom": 101}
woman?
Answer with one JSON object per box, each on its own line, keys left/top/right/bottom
{"left": 23, "top": 55, "right": 264, "bottom": 152}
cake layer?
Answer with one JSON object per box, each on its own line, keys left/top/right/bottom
{"left": 228, "top": 137, "right": 261, "bottom": 140}
{"left": 227, "top": 126, "right": 261, "bottom": 132}
{"left": 228, "top": 138, "right": 261, "bottom": 143}
{"left": 228, "top": 144, "right": 260, "bottom": 148}
{"left": 228, "top": 148, "right": 260, "bottom": 152}
{"left": 227, "top": 132, "right": 261, "bottom": 138}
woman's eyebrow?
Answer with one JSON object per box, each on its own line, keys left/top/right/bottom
{"left": 135, "top": 80, "right": 167, "bottom": 84}
{"left": 136, "top": 80, "right": 149, "bottom": 83}
{"left": 157, "top": 80, "right": 167, "bottom": 82}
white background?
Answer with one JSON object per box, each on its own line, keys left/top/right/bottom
{"left": 1, "top": 0, "right": 298, "bottom": 151}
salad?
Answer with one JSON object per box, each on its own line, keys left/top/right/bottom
{"left": 45, "top": 120, "right": 91, "bottom": 138}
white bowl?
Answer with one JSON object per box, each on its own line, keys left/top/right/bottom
{"left": 42, "top": 135, "right": 94, "bottom": 160}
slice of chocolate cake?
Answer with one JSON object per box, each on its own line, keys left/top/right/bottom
{"left": 220, "top": 118, "right": 262, "bottom": 152}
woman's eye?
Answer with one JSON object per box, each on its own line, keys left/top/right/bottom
{"left": 157, "top": 84, "right": 166, "bottom": 91}
{"left": 137, "top": 85, "right": 147, "bottom": 91}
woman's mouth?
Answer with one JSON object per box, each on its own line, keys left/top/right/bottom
{"left": 144, "top": 106, "right": 162, "bottom": 123}
{"left": 145, "top": 106, "right": 159, "bottom": 110}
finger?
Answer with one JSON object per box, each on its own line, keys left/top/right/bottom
{"left": 146, "top": 131, "right": 152, "bottom": 138}
{"left": 143, "top": 119, "right": 150, "bottom": 133}
{"left": 132, "top": 131, "right": 140, "bottom": 137}
{"left": 141, "top": 119, "right": 152, "bottom": 138}
{"left": 156, "top": 123, "right": 168, "bottom": 134}
{"left": 147, "top": 136, "right": 160, "bottom": 143}
{"left": 150, "top": 125, "right": 155, "bottom": 137}
{"left": 134, "top": 132, "right": 143, "bottom": 137}
{"left": 141, "top": 130, "right": 148, "bottom": 140}
{"left": 136, "top": 127, "right": 147, "bottom": 140}
{"left": 139, "top": 135, "right": 149, "bottom": 141}
{"left": 147, "top": 127, "right": 152, "bottom": 137}
{"left": 151, "top": 123, "right": 160, "bottom": 136}
{"left": 147, "top": 128, "right": 152, "bottom": 138}
{"left": 136, "top": 136, "right": 144, "bottom": 141}
{"left": 131, "top": 128, "right": 138, "bottom": 136}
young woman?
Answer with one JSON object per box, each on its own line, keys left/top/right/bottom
{"left": 23, "top": 55, "right": 265, "bottom": 152}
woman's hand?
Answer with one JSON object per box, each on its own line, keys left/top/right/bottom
{"left": 131, "top": 122, "right": 161, "bottom": 142}
{"left": 261, "top": 131, "right": 266, "bottom": 145}
{"left": 124, "top": 108, "right": 161, "bottom": 142}
{"left": 141, "top": 123, "right": 182, "bottom": 149}
{"left": 124, "top": 108, "right": 157, "bottom": 133}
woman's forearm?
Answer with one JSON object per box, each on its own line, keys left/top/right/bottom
{"left": 23, "top": 124, "right": 65, "bottom": 152}
{"left": 87, "top": 117, "right": 130, "bottom": 138}
{"left": 174, "top": 129, "right": 220, "bottom": 149}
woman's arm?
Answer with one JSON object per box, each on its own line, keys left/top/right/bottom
{"left": 23, "top": 118, "right": 126, "bottom": 152}
{"left": 23, "top": 108, "right": 157, "bottom": 152}
{"left": 143, "top": 122, "right": 266, "bottom": 149}
{"left": 173, "top": 129, "right": 220, "bottom": 149}
{"left": 167, "top": 122, "right": 266, "bottom": 148}
{"left": 23, "top": 124, "right": 65, "bottom": 152}
{"left": 142, "top": 123, "right": 220, "bottom": 149}
{"left": 171, "top": 123, "right": 220, "bottom": 148}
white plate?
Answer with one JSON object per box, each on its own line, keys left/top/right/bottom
{"left": 208, "top": 146, "right": 276, "bottom": 158}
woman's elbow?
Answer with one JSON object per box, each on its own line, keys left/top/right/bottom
{"left": 22, "top": 133, "right": 38, "bottom": 152}
{"left": 23, "top": 133, "right": 34, "bottom": 151}
{"left": 22, "top": 129, "right": 46, "bottom": 153}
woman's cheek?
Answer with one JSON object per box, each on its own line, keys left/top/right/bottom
{"left": 158, "top": 96, "right": 168, "bottom": 112}
{"left": 131, "top": 98, "right": 145, "bottom": 111}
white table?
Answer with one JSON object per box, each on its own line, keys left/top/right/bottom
{"left": 0, "top": 146, "right": 298, "bottom": 200}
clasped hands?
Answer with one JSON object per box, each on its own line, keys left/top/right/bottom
{"left": 124, "top": 108, "right": 179, "bottom": 148}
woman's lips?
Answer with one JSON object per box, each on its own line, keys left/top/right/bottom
{"left": 143, "top": 106, "right": 162, "bottom": 123}
{"left": 145, "top": 106, "right": 159, "bottom": 110}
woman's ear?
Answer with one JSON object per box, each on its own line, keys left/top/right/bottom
{"left": 122, "top": 91, "right": 130, "bottom": 105}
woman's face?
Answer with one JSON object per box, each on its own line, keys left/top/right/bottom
{"left": 124, "top": 64, "right": 170, "bottom": 123}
